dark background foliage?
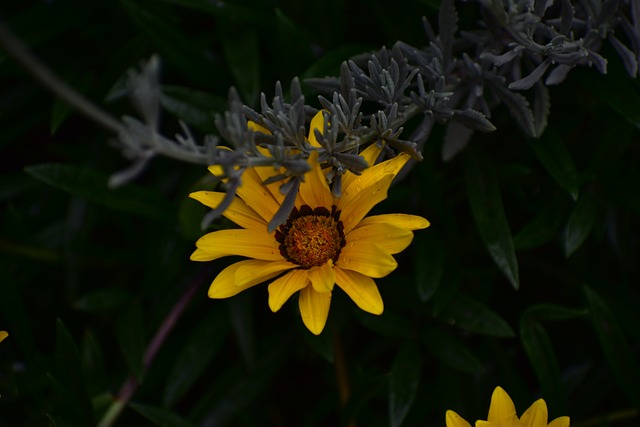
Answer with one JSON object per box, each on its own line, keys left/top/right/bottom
{"left": 1, "top": 0, "right": 640, "bottom": 426}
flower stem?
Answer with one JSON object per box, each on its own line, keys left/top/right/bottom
{"left": 96, "top": 272, "right": 205, "bottom": 427}
{"left": 0, "top": 22, "right": 124, "bottom": 135}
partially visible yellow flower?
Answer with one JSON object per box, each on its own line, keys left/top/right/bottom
{"left": 190, "top": 111, "right": 429, "bottom": 335}
{"left": 446, "top": 387, "right": 570, "bottom": 427}
{"left": 0, "top": 331, "right": 8, "bottom": 343}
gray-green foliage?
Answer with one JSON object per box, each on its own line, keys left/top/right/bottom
{"left": 113, "top": 0, "right": 639, "bottom": 230}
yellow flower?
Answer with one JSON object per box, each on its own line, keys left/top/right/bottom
{"left": 0, "top": 331, "right": 8, "bottom": 343}
{"left": 190, "top": 111, "right": 429, "bottom": 334}
{"left": 446, "top": 387, "right": 570, "bottom": 427}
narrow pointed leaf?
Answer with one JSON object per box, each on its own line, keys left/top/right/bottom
{"left": 564, "top": 193, "right": 599, "bottom": 257}
{"left": 529, "top": 126, "right": 579, "bottom": 200}
{"left": 389, "top": 342, "right": 422, "bottom": 427}
{"left": 55, "top": 320, "right": 93, "bottom": 424}
{"left": 25, "top": 164, "right": 173, "bottom": 221}
{"left": 520, "top": 305, "right": 585, "bottom": 412}
{"left": 436, "top": 293, "right": 515, "bottom": 337}
{"left": 422, "top": 326, "right": 483, "bottom": 373}
{"left": 116, "top": 304, "right": 145, "bottom": 380}
{"left": 218, "top": 22, "right": 260, "bottom": 106}
{"left": 584, "top": 285, "right": 640, "bottom": 407}
{"left": 163, "top": 309, "right": 230, "bottom": 407}
{"left": 465, "top": 150, "right": 519, "bottom": 289}
{"left": 73, "top": 288, "right": 132, "bottom": 313}
{"left": 130, "top": 403, "right": 195, "bottom": 427}
{"left": 414, "top": 233, "right": 446, "bottom": 302}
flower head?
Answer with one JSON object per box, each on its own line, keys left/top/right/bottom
{"left": 446, "top": 387, "right": 570, "bottom": 427}
{"left": 0, "top": 331, "right": 8, "bottom": 343}
{"left": 190, "top": 111, "right": 429, "bottom": 334}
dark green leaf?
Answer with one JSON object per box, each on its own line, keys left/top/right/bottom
{"left": 160, "top": 85, "right": 225, "bottom": 132}
{"left": 422, "top": 326, "right": 483, "bottom": 374}
{"left": 575, "top": 56, "right": 640, "bottom": 126}
{"left": 0, "top": 171, "right": 38, "bottom": 202}
{"left": 465, "top": 149, "right": 519, "bottom": 289}
{"left": 46, "top": 414, "right": 75, "bottom": 427}
{"left": 228, "top": 292, "right": 256, "bottom": 370}
{"left": 130, "top": 403, "right": 195, "bottom": 427}
{"left": 54, "top": 320, "right": 93, "bottom": 424}
{"left": 25, "top": 163, "right": 173, "bottom": 221}
{"left": 436, "top": 293, "right": 515, "bottom": 338}
{"left": 274, "top": 9, "right": 314, "bottom": 73}
{"left": 116, "top": 304, "right": 146, "bottom": 380}
{"left": 153, "top": 0, "right": 270, "bottom": 24}
{"left": 218, "top": 22, "right": 259, "bottom": 106}
{"left": 50, "top": 97, "right": 72, "bottom": 136}
{"left": 414, "top": 232, "right": 446, "bottom": 302}
{"left": 191, "top": 334, "right": 288, "bottom": 426}
{"left": 73, "top": 288, "right": 132, "bottom": 313}
{"left": 520, "top": 319, "right": 564, "bottom": 411}
{"left": 513, "top": 205, "right": 566, "bottom": 250}
{"left": 389, "top": 342, "right": 422, "bottom": 427}
{"left": 80, "top": 329, "right": 106, "bottom": 388}
{"left": 584, "top": 285, "right": 640, "bottom": 407}
{"left": 301, "top": 325, "right": 334, "bottom": 363}
{"left": 564, "top": 193, "right": 599, "bottom": 257}
{"left": 0, "top": 262, "right": 35, "bottom": 357}
{"left": 520, "top": 305, "right": 584, "bottom": 412}
{"left": 530, "top": 126, "right": 580, "bottom": 200}
{"left": 120, "top": 0, "right": 219, "bottom": 86}
{"left": 163, "top": 309, "right": 229, "bottom": 407}
{"left": 301, "top": 44, "right": 374, "bottom": 81}
{"left": 355, "top": 310, "right": 413, "bottom": 339}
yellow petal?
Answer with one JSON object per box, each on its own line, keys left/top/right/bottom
{"left": 308, "top": 260, "right": 335, "bottom": 293}
{"left": 338, "top": 173, "right": 395, "bottom": 233}
{"left": 254, "top": 165, "right": 286, "bottom": 204}
{"left": 235, "top": 167, "right": 281, "bottom": 222}
{"left": 446, "top": 410, "right": 472, "bottom": 427}
{"left": 299, "top": 285, "right": 331, "bottom": 335}
{"left": 334, "top": 266, "right": 383, "bottom": 314}
{"left": 208, "top": 164, "right": 225, "bottom": 177}
{"left": 308, "top": 110, "right": 326, "bottom": 147}
{"left": 548, "top": 417, "right": 570, "bottom": 427}
{"left": 268, "top": 269, "right": 309, "bottom": 312}
{"left": 189, "top": 191, "right": 266, "bottom": 231}
{"left": 336, "top": 241, "right": 397, "bottom": 278}
{"left": 487, "top": 386, "right": 518, "bottom": 427}
{"left": 235, "top": 259, "right": 297, "bottom": 288}
{"left": 0, "top": 331, "right": 8, "bottom": 343}
{"left": 299, "top": 151, "right": 333, "bottom": 208}
{"left": 208, "top": 259, "right": 284, "bottom": 298}
{"left": 358, "top": 213, "right": 430, "bottom": 231}
{"left": 346, "top": 222, "right": 414, "bottom": 254}
{"left": 340, "top": 152, "right": 410, "bottom": 204}
{"left": 248, "top": 121, "right": 272, "bottom": 134}
{"left": 520, "top": 399, "right": 548, "bottom": 427}
{"left": 191, "top": 229, "right": 281, "bottom": 262}
{"left": 341, "top": 143, "right": 383, "bottom": 190}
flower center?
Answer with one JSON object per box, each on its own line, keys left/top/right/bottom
{"left": 275, "top": 205, "right": 345, "bottom": 269}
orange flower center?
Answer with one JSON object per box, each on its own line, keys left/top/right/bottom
{"left": 275, "top": 205, "right": 345, "bottom": 269}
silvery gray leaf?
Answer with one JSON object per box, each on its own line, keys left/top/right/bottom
{"left": 532, "top": 80, "right": 550, "bottom": 137}
{"left": 509, "top": 59, "right": 552, "bottom": 90}
{"left": 452, "top": 109, "right": 496, "bottom": 132}
{"left": 442, "top": 121, "right": 475, "bottom": 162}
{"left": 609, "top": 35, "right": 638, "bottom": 77}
